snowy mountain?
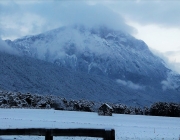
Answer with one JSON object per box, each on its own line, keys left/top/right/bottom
{"left": 5, "top": 25, "right": 169, "bottom": 87}
{"left": 2, "top": 25, "right": 180, "bottom": 106}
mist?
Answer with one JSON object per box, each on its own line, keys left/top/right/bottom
{"left": 0, "top": 38, "right": 18, "bottom": 55}
{"left": 0, "top": 1, "right": 135, "bottom": 40}
{"left": 161, "top": 72, "right": 179, "bottom": 91}
{"left": 116, "top": 79, "right": 144, "bottom": 90}
{"left": 150, "top": 48, "right": 180, "bottom": 74}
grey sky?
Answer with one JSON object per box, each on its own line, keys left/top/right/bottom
{"left": 0, "top": 38, "right": 18, "bottom": 54}
{"left": 107, "top": 0, "right": 180, "bottom": 28}
{"left": 0, "top": 0, "right": 135, "bottom": 39}
{"left": 1, "top": 0, "right": 180, "bottom": 38}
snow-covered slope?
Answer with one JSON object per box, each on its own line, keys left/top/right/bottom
{"left": 6, "top": 25, "right": 169, "bottom": 87}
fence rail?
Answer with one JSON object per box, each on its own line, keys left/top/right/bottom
{"left": 0, "top": 128, "right": 115, "bottom": 140}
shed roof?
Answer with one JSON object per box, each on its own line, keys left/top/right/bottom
{"left": 100, "top": 103, "right": 113, "bottom": 109}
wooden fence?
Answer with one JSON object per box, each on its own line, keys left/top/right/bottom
{"left": 0, "top": 128, "right": 115, "bottom": 140}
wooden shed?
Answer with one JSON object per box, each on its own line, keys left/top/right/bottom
{"left": 98, "top": 103, "right": 113, "bottom": 116}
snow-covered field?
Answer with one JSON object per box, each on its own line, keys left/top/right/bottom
{"left": 0, "top": 109, "right": 179, "bottom": 140}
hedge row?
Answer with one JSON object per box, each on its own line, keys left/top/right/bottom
{"left": 0, "top": 91, "right": 179, "bottom": 117}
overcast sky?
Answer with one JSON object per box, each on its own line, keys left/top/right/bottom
{"left": 0, "top": 0, "right": 180, "bottom": 73}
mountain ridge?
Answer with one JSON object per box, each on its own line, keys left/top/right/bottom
{"left": 5, "top": 25, "right": 169, "bottom": 86}
{"left": 2, "top": 25, "right": 180, "bottom": 106}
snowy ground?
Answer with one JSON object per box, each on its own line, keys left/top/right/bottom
{"left": 0, "top": 109, "right": 180, "bottom": 140}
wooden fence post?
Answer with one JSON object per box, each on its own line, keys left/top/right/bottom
{"left": 45, "top": 130, "right": 53, "bottom": 140}
{"left": 104, "top": 129, "right": 115, "bottom": 140}
{"left": 111, "top": 129, "right": 115, "bottom": 140}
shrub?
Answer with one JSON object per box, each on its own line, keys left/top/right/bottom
{"left": 150, "top": 102, "right": 180, "bottom": 117}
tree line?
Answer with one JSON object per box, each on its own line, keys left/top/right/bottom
{"left": 0, "top": 91, "right": 179, "bottom": 117}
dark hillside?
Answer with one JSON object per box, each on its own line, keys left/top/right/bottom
{"left": 0, "top": 52, "right": 180, "bottom": 106}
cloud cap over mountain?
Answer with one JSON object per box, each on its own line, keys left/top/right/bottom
{"left": 0, "top": 1, "right": 135, "bottom": 40}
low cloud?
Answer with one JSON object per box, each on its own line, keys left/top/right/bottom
{"left": 161, "top": 80, "right": 176, "bottom": 91}
{"left": 150, "top": 48, "right": 180, "bottom": 74}
{"left": 0, "top": 1, "right": 135, "bottom": 40}
{"left": 1, "top": 0, "right": 180, "bottom": 40}
{"left": 161, "top": 72, "right": 179, "bottom": 91}
{"left": 116, "top": 79, "right": 144, "bottom": 90}
{"left": 0, "top": 38, "right": 18, "bottom": 55}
